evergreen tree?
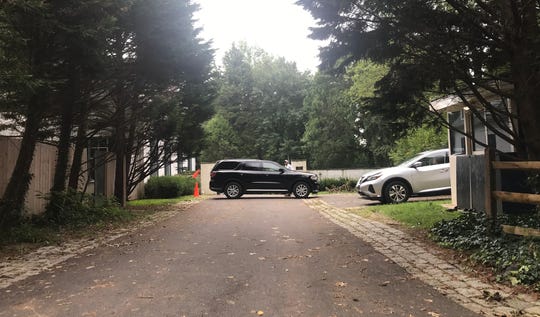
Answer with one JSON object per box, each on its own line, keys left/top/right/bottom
{"left": 298, "top": 0, "right": 540, "bottom": 159}
{"left": 0, "top": 0, "right": 112, "bottom": 226}
{"left": 0, "top": 0, "right": 215, "bottom": 224}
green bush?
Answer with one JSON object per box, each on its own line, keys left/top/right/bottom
{"left": 0, "top": 222, "right": 58, "bottom": 245}
{"left": 319, "top": 178, "right": 356, "bottom": 192}
{"left": 430, "top": 210, "right": 497, "bottom": 250}
{"left": 389, "top": 124, "right": 448, "bottom": 165}
{"left": 44, "top": 190, "right": 129, "bottom": 228}
{"left": 144, "top": 175, "right": 196, "bottom": 199}
{"left": 431, "top": 210, "right": 540, "bottom": 289}
{"left": 0, "top": 190, "right": 137, "bottom": 245}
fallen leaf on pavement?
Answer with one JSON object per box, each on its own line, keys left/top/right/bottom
{"left": 379, "top": 281, "right": 390, "bottom": 286}
{"left": 336, "top": 281, "right": 347, "bottom": 287}
{"left": 428, "top": 312, "right": 440, "bottom": 317}
{"left": 257, "top": 310, "right": 264, "bottom": 316}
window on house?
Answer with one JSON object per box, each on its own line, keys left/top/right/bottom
{"left": 448, "top": 111, "right": 466, "bottom": 154}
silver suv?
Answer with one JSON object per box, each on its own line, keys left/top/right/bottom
{"left": 356, "top": 149, "right": 450, "bottom": 203}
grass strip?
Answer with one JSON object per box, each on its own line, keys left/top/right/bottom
{"left": 351, "top": 200, "right": 459, "bottom": 229}
{"left": 127, "top": 196, "right": 195, "bottom": 206}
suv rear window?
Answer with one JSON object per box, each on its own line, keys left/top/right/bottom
{"left": 213, "top": 161, "right": 240, "bottom": 171}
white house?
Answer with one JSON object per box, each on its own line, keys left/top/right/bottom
{"left": 431, "top": 87, "right": 517, "bottom": 210}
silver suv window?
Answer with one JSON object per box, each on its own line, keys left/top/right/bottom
{"left": 418, "top": 153, "right": 448, "bottom": 166}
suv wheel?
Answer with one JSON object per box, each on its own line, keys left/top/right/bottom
{"left": 383, "top": 180, "right": 410, "bottom": 203}
{"left": 293, "top": 181, "right": 310, "bottom": 198}
{"left": 224, "top": 182, "right": 242, "bottom": 199}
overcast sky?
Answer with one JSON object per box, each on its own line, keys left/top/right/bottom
{"left": 193, "top": 0, "right": 323, "bottom": 73}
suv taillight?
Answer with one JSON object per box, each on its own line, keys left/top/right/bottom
{"left": 210, "top": 171, "right": 216, "bottom": 178}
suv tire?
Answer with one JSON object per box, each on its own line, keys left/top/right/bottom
{"left": 293, "top": 181, "right": 310, "bottom": 198}
{"left": 383, "top": 180, "right": 410, "bottom": 203}
{"left": 224, "top": 182, "right": 243, "bottom": 199}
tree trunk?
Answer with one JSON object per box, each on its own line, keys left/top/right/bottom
{"left": 68, "top": 108, "right": 88, "bottom": 190}
{"left": 125, "top": 120, "right": 137, "bottom": 197}
{"left": 51, "top": 104, "right": 74, "bottom": 192}
{"left": 113, "top": 106, "right": 127, "bottom": 206}
{"left": 114, "top": 153, "right": 126, "bottom": 206}
{"left": 0, "top": 99, "right": 43, "bottom": 228}
{"left": 507, "top": 1, "right": 540, "bottom": 160}
{"left": 52, "top": 68, "right": 82, "bottom": 192}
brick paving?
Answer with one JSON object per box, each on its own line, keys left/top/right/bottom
{"left": 305, "top": 198, "right": 540, "bottom": 317}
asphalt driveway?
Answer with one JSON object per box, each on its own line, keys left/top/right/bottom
{"left": 0, "top": 195, "right": 476, "bottom": 317}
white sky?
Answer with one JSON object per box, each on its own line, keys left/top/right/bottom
{"left": 193, "top": 0, "right": 322, "bottom": 73}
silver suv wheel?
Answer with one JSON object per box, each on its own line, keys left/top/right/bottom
{"left": 384, "top": 180, "right": 410, "bottom": 203}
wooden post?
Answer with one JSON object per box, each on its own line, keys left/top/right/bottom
{"left": 484, "top": 148, "right": 496, "bottom": 219}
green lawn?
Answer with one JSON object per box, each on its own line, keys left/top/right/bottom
{"left": 127, "top": 196, "right": 195, "bottom": 207}
{"left": 351, "top": 200, "right": 460, "bottom": 229}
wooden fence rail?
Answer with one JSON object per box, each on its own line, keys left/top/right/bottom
{"left": 485, "top": 148, "right": 540, "bottom": 219}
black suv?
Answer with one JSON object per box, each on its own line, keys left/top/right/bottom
{"left": 209, "top": 159, "right": 319, "bottom": 199}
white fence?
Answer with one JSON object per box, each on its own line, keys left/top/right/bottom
{"left": 310, "top": 169, "right": 376, "bottom": 180}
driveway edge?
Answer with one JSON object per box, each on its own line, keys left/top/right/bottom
{"left": 0, "top": 200, "right": 200, "bottom": 291}
{"left": 305, "top": 198, "right": 540, "bottom": 317}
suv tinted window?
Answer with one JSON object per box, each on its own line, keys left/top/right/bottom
{"left": 242, "top": 161, "right": 261, "bottom": 171}
{"left": 262, "top": 161, "right": 281, "bottom": 172}
{"left": 213, "top": 161, "right": 240, "bottom": 170}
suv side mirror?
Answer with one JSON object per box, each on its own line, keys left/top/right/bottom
{"left": 412, "top": 161, "right": 423, "bottom": 169}
{"left": 279, "top": 168, "right": 286, "bottom": 173}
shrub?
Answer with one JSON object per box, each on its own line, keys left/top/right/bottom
{"left": 0, "top": 222, "right": 57, "bottom": 245}
{"left": 43, "top": 190, "right": 130, "bottom": 228}
{"left": 389, "top": 125, "right": 448, "bottom": 165}
{"left": 319, "top": 178, "right": 356, "bottom": 192}
{"left": 430, "top": 210, "right": 498, "bottom": 250}
{"left": 431, "top": 210, "right": 540, "bottom": 290}
{"left": 1, "top": 190, "right": 137, "bottom": 245}
{"left": 144, "top": 175, "right": 196, "bottom": 199}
